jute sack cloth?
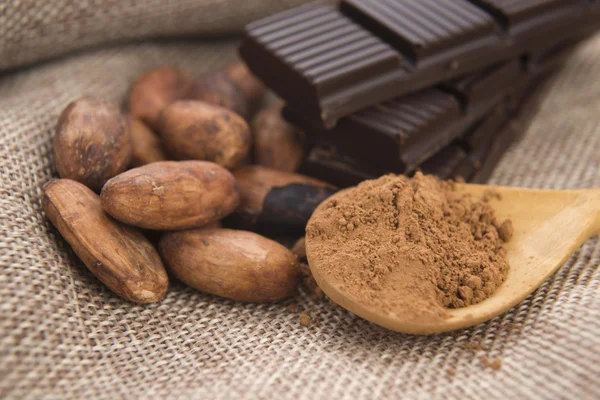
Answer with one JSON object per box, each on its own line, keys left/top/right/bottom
{"left": 0, "top": 0, "right": 598, "bottom": 398}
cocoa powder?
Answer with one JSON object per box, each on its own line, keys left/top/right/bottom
{"left": 306, "top": 173, "right": 511, "bottom": 323}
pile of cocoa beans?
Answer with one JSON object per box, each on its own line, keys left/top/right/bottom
{"left": 44, "top": 62, "right": 334, "bottom": 304}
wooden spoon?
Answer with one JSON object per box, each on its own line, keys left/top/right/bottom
{"left": 306, "top": 184, "right": 600, "bottom": 335}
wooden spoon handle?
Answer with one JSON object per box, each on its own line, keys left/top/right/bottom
{"left": 587, "top": 189, "right": 600, "bottom": 236}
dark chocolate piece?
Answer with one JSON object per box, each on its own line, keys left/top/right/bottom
{"left": 300, "top": 108, "right": 517, "bottom": 187}
{"left": 299, "top": 72, "right": 544, "bottom": 186}
{"left": 293, "top": 36, "right": 581, "bottom": 187}
{"left": 452, "top": 108, "right": 508, "bottom": 181}
{"left": 452, "top": 85, "right": 542, "bottom": 183}
{"left": 419, "top": 145, "right": 468, "bottom": 180}
{"left": 287, "top": 88, "right": 460, "bottom": 172}
{"left": 528, "top": 38, "right": 582, "bottom": 73}
{"left": 240, "top": 3, "right": 408, "bottom": 129}
{"left": 301, "top": 146, "right": 382, "bottom": 188}
{"left": 419, "top": 102, "right": 508, "bottom": 181}
{"left": 286, "top": 60, "right": 522, "bottom": 172}
{"left": 464, "top": 0, "right": 578, "bottom": 30}
{"left": 463, "top": 104, "right": 509, "bottom": 150}
{"left": 470, "top": 120, "right": 523, "bottom": 183}
{"left": 340, "top": 0, "right": 498, "bottom": 63}
{"left": 443, "top": 61, "right": 522, "bottom": 107}
{"left": 300, "top": 90, "right": 529, "bottom": 187}
{"left": 241, "top": 0, "right": 596, "bottom": 128}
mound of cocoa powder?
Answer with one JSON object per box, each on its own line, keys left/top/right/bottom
{"left": 306, "top": 173, "right": 512, "bottom": 323}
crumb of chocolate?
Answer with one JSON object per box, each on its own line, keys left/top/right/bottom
{"left": 299, "top": 313, "right": 311, "bottom": 327}
{"left": 306, "top": 173, "right": 511, "bottom": 323}
{"left": 491, "top": 359, "right": 502, "bottom": 370}
{"left": 448, "top": 368, "right": 456, "bottom": 376}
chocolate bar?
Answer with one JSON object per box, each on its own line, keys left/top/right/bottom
{"left": 301, "top": 57, "right": 560, "bottom": 188}
{"left": 292, "top": 33, "right": 582, "bottom": 178}
{"left": 451, "top": 106, "right": 511, "bottom": 181}
{"left": 286, "top": 59, "right": 523, "bottom": 173}
{"left": 462, "top": 104, "right": 509, "bottom": 151}
{"left": 450, "top": 118, "right": 524, "bottom": 184}
{"left": 424, "top": 72, "right": 545, "bottom": 182}
{"left": 443, "top": 61, "right": 522, "bottom": 107}
{"left": 470, "top": 120, "right": 524, "bottom": 183}
{"left": 241, "top": 0, "right": 597, "bottom": 128}
{"left": 302, "top": 101, "right": 516, "bottom": 187}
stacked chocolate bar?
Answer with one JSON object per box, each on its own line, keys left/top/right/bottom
{"left": 240, "top": 0, "right": 599, "bottom": 187}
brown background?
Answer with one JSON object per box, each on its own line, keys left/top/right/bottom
{"left": 0, "top": 1, "right": 598, "bottom": 398}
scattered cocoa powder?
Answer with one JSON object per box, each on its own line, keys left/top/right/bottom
{"left": 297, "top": 261, "right": 326, "bottom": 300}
{"left": 480, "top": 357, "right": 502, "bottom": 370}
{"left": 306, "top": 173, "right": 511, "bottom": 323}
{"left": 463, "top": 342, "right": 488, "bottom": 351}
{"left": 310, "top": 287, "right": 325, "bottom": 301}
{"left": 299, "top": 313, "right": 311, "bottom": 327}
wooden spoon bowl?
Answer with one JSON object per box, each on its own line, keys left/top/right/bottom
{"left": 306, "top": 184, "right": 600, "bottom": 335}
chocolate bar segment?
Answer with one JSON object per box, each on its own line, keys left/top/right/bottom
{"left": 471, "top": 121, "right": 523, "bottom": 183}
{"left": 301, "top": 85, "right": 539, "bottom": 187}
{"left": 455, "top": 118, "right": 523, "bottom": 184}
{"left": 465, "top": 0, "right": 577, "bottom": 29}
{"left": 443, "top": 60, "right": 522, "bottom": 106}
{"left": 241, "top": 0, "right": 595, "bottom": 128}
{"left": 339, "top": 0, "right": 497, "bottom": 63}
{"left": 286, "top": 60, "right": 522, "bottom": 172}
{"left": 301, "top": 146, "right": 382, "bottom": 188}
{"left": 240, "top": 4, "right": 409, "bottom": 127}
{"left": 294, "top": 37, "right": 573, "bottom": 185}
{"left": 340, "top": 0, "right": 494, "bottom": 63}
{"left": 299, "top": 57, "right": 558, "bottom": 186}
{"left": 452, "top": 106, "right": 509, "bottom": 180}
{"left": 286, "top": 88, "right": 461, "bottom": 172}
{"left": 462, "top": 104, "right": 509, "bottom": 150}
{"left": 301, "top": 101, "right": 518, "bottom": 186}
{"left": 419, "top": 145, "right": 468, "bottom": 180}
{"left": 417, "top": 102, "right": 507, "bottom": 181}
{"left": 446, "top": 72, "right": 546, "bottom": 182}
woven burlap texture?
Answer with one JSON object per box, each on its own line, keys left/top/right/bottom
{"left": 0, "top": 0, "right": 315, "bottom": 71}
{"left": 1, "top": 1, "right": 599, "bottom": 398}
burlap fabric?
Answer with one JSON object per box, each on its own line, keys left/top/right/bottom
{"left": 1, "top": 1, "right": 598, "bottom": 398}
